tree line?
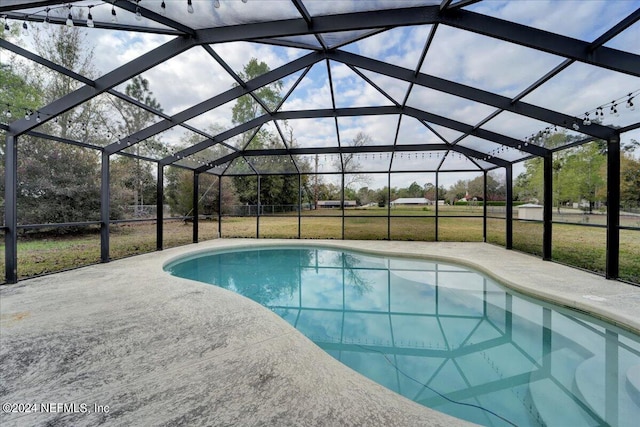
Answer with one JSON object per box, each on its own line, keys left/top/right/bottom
{"left": 0, "top": 26, "right": 319, "bottom": 225}
{"left": 3, "top": 24, "right": 188, "bottom": 225}
{"left": 2, "top": 25, "right": 638, "bottom": 231}
{"left": 514, "top": 133, "right": 640, "bottom": 212}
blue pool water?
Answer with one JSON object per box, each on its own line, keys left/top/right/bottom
{"left": 165, "top": 246, "right": 640, "bottom": 426}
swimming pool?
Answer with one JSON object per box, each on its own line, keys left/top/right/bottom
{"left": 165, "top": 245, "right": 640, "bottom": 426}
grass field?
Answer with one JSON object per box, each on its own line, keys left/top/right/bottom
{"left": 1, "top": 206, "right": 639, "bottom": 284}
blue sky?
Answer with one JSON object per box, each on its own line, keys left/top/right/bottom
{"left": 5, "top": 0, "right": 639, "bottom": 189}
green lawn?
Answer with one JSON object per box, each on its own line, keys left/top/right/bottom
{"left": 1, "top": 208, "right": 639, "bottom": 284}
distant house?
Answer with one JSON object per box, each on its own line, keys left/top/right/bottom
{"left": 390, "top": 197, "right": 430, "bottom": 206}
{"left": 317, "top": 200, "right": 357, "bottom": 208}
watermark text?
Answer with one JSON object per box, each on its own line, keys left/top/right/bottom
{"left": 2, "top": 402, "right": 109, "bottom": 414}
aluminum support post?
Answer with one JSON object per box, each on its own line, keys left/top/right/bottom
{"left": 298, "top": 174, "right": 302, "bottom": 239}
{"left": 606, "top": 134, "right": 621, "bottom": 279}
{"left": 341, "top": 173, "right": 345, "bottom": 240}
{"left": 193, "top": 172, "right": 199, "bottom": 243}
{"left": 100, "top": 151, "right": 110, "bottom": 263}
{"left": 4, "top": 134, "right": 18, "bottom": 283}
{"left": 218, "top": 177, "right": 222, "bottom": 238}
{"left": 387, "top": 172, "right": 391, "bottom": 240}
{"left": 506, "top": 165, "right": 513, "bottom": 249}
{"left": 483, "top": 171, "right": 487, "bottom": 242}
{"left": 543, "top": 154, "right": 553, "bottom": 260}
{"left": 435, "top": 172, "right": 439, "bottom": 241}
{"left": 256, "top": 175, "right": 261, "bottom": 238}
{"left": 157, "top": 164, "right": 164, "bottom": 251}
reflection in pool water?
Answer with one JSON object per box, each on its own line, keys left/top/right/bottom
{"left": 166, "top": 246, "right": 640, "bottom": 427}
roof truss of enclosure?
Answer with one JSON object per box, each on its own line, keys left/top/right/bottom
{"left": 1, "top": 0, "right": 640, "bottom": 284}
{"left": 2, "top": 0, "right": 639, "bottom": 176}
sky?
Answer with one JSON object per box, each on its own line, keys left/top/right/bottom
{"left": 3, "top": 0, "right": 639, "bottom": 190}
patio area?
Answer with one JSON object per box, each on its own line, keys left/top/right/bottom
{"left": 1, "top": 240, "right": 639, "bottom": 426}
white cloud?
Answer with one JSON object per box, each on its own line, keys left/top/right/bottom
{"left": 406, "top": 85, "right": 497, "bottom": 125}
{"left": 469, "top": 0, "right": 636, "bottom": 41}
{"left": 86, "top": 30, "right": 173, "bottom": 77}
{"left": 283, "top": 118, "right": 339, "bottom": 149}
{"left": 182, "top": 99, "right": 236, "bottom": 134}
{"left": 337, "top": 115, "right": 399, "bottom": 146}
{"left": 520, "top": 62, "right": 640, "bottom": 129}
{"left": 356, "top": 27, "right": 405, "bottom": 60}
{"left": 605, "top": 21, "right": 640, "bottom": 55}
{"left": 480, "top": 112, "right": 550, "bottom": 141}
{"left": 329, "top": 62, "right": 353, "bottom": 80}
{"left": 5, "top": 1, "right": 638, "bottom": 185}
{"left": 396, "top": 116, "right": 442, "bottom": 145}
{"left": 212, "top": 41, "right": 285, "bottom": 76}
{"left": 333, "top": 78, "right": 394, "bottom": 109}
{"left": 283, "top": 82, "right": 333, "bottom": 110}
{"left": 358, "top": 70, "right": 411, "bottom": 105}
{"left": 345, "top": 25, "right": 430, "bottom": 71}
{"left": 421, "top": 25, "right": 565, "bottom": 98}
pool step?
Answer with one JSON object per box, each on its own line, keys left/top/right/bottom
{"left": 628, "top": 364, "right": 640, "bottom": 407}
{"left": 573, "top": 356, "right": 640, "bottom": 427}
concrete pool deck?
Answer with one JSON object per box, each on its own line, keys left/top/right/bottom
{"left": 1, "top": 240, "right": 639, "bottom": 426}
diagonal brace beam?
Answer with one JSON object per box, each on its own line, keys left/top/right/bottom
{"left": 8, "top": 35, "right": 197, "bottom": 136}
{"left": 106, "top": 51, "right": 324, "bottom": 155}
{"left": 191, "top": 5, "right": 639, "bottom": 78}
{"left": 0, "top": 38, "right": 94, "bottom": 86}
{"left": 328, "top": 50, "right": 616, "bottom": 140}
{"left": 404, "top": 106, "right": 548, "bottom": 156}
{"left": 279, "top": 106, "right": 546, "bottom": 156}
{"left": 196, "top": 141, "right": 507, "bottom": 174}
{"left": 440, "top": 8, "right": 640, "bottom": 77}
{"left": 195, "top": 6, "right": 441, "bottom": 44}
{"left": 175, "top": 106, "right": 537, "bottom": 173}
